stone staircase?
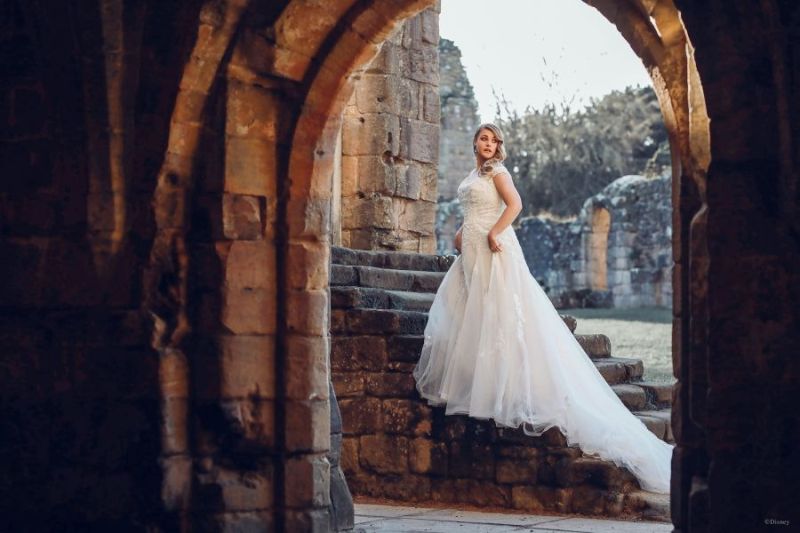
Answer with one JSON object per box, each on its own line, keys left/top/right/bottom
{"left": 330, "top": 246, "right": 673, "bottom": 521}
{"left": 331, "top": 246, "right": 674, "bottom": 442}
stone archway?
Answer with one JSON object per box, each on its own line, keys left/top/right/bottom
{"left": 142, "top": 0, "right": 710, "bottom": 528}
{"left": 274, "top": 0, "right": 710, "bottom": 530}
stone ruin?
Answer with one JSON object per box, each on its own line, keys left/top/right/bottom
{"left": 517, "top": 173, "right": 673, "bottom": 309}
{"left": 333, "top": 6, "right": 441, "bottom": 253}
{"left": 436, "top": 37, "right": 479, "bottom": 253}
{"left": 2, "top": 1, "right": 799, "bottom": 532}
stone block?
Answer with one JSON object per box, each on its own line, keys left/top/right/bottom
{"left": 194, "top": 464, "right": 274, "bottom": 512}
{"left": 221, "top": 286, "right": 277, "bottom": 335}
{"left": 224, "top": 240, "right": 276, "bottom": 289}
{"left": 194, "top": 335, "right": 276, "bottom": 400}
{"left": 330, "top": 336, "right": 388, "bottom": 372}
{"left": 448, "top": 441, "right": 495, "bottom": 480}
{"left": 365, "top": 41, "right": 399, "bottom": 75}
{"left": 397, "top": 77, "right": 421, "bottom": 119}
{"left": 212, "top": 398, "right": 276, "bottom": 450}
{"left": 339, "top": 397, "right": 382, "bottom": 434}
{"left": 340, "top": 437, "right": 360, "bottom": 476}
{"left": 431, "top": 479, "right": 511, "bottom": 507}
{"left": 287, "top": 240, "right": 329, "bottom": 291}
{"left": 354, "top": 73, "right": 401, "bottom": 114}
{"left": 388, "top": 335, "right": 424, "bottom": 362}
{"left": 419, "top": 165, "right": 438, "bottom": 202}
{"left": 286, "top": 399, "right": 330, "bottom": 452}
{"left": 571, "top": 485, "right": 624, "bottom": 516}
{"left": 341, "top": 114, "right": 400, "bottom": 156}
{"left": 332, "top": 372, "right": 365, "bottom": 398}
{"left": 286, "top": 196, "right": 331, "bottom": 240}
{"left": 405, "top": 47, "right": 438, "bottom": 85}
{"left": 225, "top": 80, "right": 287, "bottom": 142}
{"left": 342, "top": 308, "right": 402, "bottom": 335}
{"left": 420, "top": 9, "right": 439, "bottom": 44}
{"left": 359, "top": 434, "right": 408, "bottom": 475}
{"left": 575, "top": 334, "right": 612, "bottom": 358}
{"left": 349, "top": 154, "right": 396, "bottom": 196}
{"left": 382, "top": 399, "right": 432, "bottom": 436}
{"left": 286, "top": 335, "right": 329, "bottom": 401}
{"left": 222, "top": 193, "right": 265, "bottom": 240}
{"left": 364, "top": 372, "right": 416, "bottom": 397}
{"left": 399, "top": 118, "right": 438, "bottom": 163}
{"left": 161, "top": 398, "right": 189, "bottom": 454}
{"left": 394, "top": 163, "right": 422, "bottom": 199}
{"left": 512, "top": 486, "right": 573, "bottom": 513}
{"left": 286, "top": 289, "right": 329, "bottom": 336}
{"left": 285, "top": 453, "right": 331, "bottom": 508}
{"left": 496, "top": 456, "right": 538, "bottom": 485}
{"left": 224, "top": 137, "right": 276, "bottom": 197}
{"left": 341, "top": 194, "right": 395, "bottom": 230}
{"left": 611, "top": 384, "right": 647, "bottom": 410}
{"left": 395, "top": 197, "right": 436, "bottom": 234}
{"left": 409, "top": 438, "right": 447, "bottom": 475}
{"left": 422, "top": 83, "right": 439, "bottom": 123}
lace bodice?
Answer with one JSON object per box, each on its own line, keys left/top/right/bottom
{"left": 457, "top": 164, "right": 514, "bottom": 249}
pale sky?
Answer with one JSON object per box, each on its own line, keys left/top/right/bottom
{"left": 440, "top": 0, "right": 653, "bottom": 121}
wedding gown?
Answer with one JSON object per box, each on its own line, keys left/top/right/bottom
{"left": 413, "top": 163, "right": 672, "bottom": 493}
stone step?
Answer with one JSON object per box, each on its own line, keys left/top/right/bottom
{"left": 332, "top": 246, "right": 454, "bottom": 272}
{"left": 633, "top": 408, "right": 674, "bottom": 443}
{"left": 624, "top": 490, "right": 671, "bottom": 522}
{"left": 331, "top": 308, "right": 428, "bottom": 336}
{"left": 560, "top": 314, "right": 577, "bottom": 333}
{"left": 331, "top": 286, "right": 436, "bottom": 311}
{"left": 331, "top": 264, "right": 445, "bottom": 293}
{"left": 575, "top": 333, "right": 612, "bottom": 358}
{"left": 611, "top": 383, "right": 648, "bottom": 411}
{"left": 592, "top": 357, "right": 644, "bottom": 384}
{"left": 637, "top": 380, "right": 674, "bottom": 408}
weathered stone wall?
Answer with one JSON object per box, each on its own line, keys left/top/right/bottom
{"left": 438, "top": 38, "right": 480, "bottom": 200}
{"left": 338, "top": 5, "right": 441, "bottom": 253}
{"left": 436, "top": 38, "right": 479, "bottom": 253}
{"left": 517, "top": 174, "right": 673, "bottom": 309}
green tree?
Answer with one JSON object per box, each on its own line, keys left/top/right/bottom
{"left": 495, "top": 86, "right": 667, "bottom": 218}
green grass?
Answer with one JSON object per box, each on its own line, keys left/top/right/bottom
{"left": 562, "top": 306, "right": 675, "bottom": 383}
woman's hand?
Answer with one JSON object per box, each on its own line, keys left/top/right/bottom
{"left": 454, "top": 228, "right": 463, "bottom": 253}
{"left": 488, "top": 230, "right": 503, "bottom": 253}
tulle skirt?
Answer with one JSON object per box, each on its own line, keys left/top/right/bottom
{"left": 413, "top": 230, "right": 672, "bottom": 493}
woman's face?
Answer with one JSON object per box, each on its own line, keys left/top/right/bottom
{"left": 475, "top": 128, "right": 499, "bottom": 161}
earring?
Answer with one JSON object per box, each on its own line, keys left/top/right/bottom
{"left": 473, "top": 145, "right": 477, "bottom": 154}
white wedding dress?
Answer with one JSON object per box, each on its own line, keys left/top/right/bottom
{"left": 414, "top": 163, "right": 672, "bottom": 493}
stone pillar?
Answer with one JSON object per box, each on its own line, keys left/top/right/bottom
{"left": 339, "top": 5, "right": 440, "bottom": 253}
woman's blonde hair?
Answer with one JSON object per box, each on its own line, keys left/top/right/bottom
{"left": 472, "top": 122, "right": 507, "bottom": 161}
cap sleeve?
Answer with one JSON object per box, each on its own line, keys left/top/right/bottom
{"left": 483, "top": 162, "right": 510, "bottom": 180}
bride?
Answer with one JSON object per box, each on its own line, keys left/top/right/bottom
{"left": 413, "top": 123, "right": 673, "bottom": 494}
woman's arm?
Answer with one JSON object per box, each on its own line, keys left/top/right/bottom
{"left": 454, "top": 224, "right": 463, "bottom": 253}
{"left": 488, "top": 171, "right": 522, "bottom": 253}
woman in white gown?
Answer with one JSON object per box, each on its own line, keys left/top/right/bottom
{"left": 413, "top": 123, "right": 672, "bottom": 494}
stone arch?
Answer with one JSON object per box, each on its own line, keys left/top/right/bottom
{"left": 145, "top": 0, "right": 710, "bottom": 529}
{"left": 276, "top": 0, "right": 710, "bottom": 529}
